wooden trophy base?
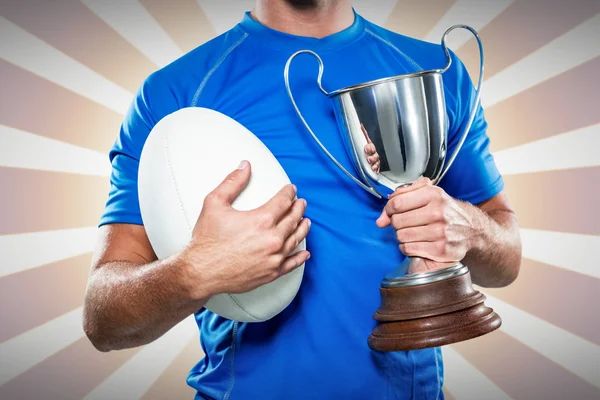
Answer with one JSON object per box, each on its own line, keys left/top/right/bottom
{"left": 368, "top": 263, "right": 501, "bottom": 352}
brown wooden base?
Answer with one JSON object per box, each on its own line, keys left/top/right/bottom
{"left": 368, "top": 270, "right": 502, "bottom": 351}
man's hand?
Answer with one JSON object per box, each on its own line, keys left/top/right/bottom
{"left": 376, "top": 178, "right": 476, "bottom": 272}
{"left": 375, "top": 177, "right": 521, "bottom": 286}
{"left": 183, "top": 160, "right": 311, "bottom": 298}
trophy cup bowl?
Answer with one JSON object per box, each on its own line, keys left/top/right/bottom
{"left": 284, "top": 25, "right": 501, "bottom": 351}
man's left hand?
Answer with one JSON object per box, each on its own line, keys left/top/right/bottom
{"left": 376, "top": 177, "right": 480, "bottom": 270}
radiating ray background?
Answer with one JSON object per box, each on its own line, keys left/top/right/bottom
{"left": 1, "top": 0, "right": 599, "bottom": 399}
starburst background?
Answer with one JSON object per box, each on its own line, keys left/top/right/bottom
{"left": 1, "top": 0, "right": 599, "bottom": 399}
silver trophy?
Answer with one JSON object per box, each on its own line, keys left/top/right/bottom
{"left": 284, "top": 26, "right": 501, "bottom": 351}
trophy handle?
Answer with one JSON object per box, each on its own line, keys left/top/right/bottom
{"left": 435, "top": 25, "right": 485, "bottom": 185}
{"left": 284, "top": 50, "right": 381, "bottom": 197}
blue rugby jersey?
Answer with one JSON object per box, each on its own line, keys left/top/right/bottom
{"left": 100, "top": 10, "right": 503, "bottom": 400}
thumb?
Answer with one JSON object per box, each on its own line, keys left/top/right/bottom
{"left": 209, "top": 160, "right": 251, "bottom": 206}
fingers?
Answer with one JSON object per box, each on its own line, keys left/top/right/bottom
{"left": 384, "top": 185, "right": 437, "bottom": 216}
{"left": 258, "top": 184, "right": 297, "bottom": 223}
{"left": 206, "top": 160, "right": 252, "bottom": 206}
{"left": 388, "top": 177, "right": 431, "bottom": 200}
{"left": 280, "top": 217, "right": 311, "bottom": 256}
{"left": 278, "top": 250, "right": 311, "bottom": 276}
{"left": 376, "top": 179, "right": 434, "bottom": 228}
{"left": 395, "top": 224, "right": 445, "bottom": 244}
{"left": 276, "top": 198, "right": 307, "bottom": 237}
{"left": 389, "top": 207, "right": 436, "bottom": 230}
{"left": 399, "top": 241, "right": 442, "bottom": 261}
{"left": 361, "top": 124, "right": 372, "bottom": 143}
{"left": 364, "top": 143, "right": 377, "bottom": 155}
{"left": 399, "top": 242, "right": 457, "bottom": 264}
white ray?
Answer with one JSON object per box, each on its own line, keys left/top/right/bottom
{"left": 482, "top": 13, "right": 600, "bottom": 108}
{"left": 197, "top": 0, "right": 254, "bottom": 35}
{"left": 0, "top": 227, "right": 98, "bottom": 278}
{"left": 353, "top": 0, "right": 399, "bottom": 26}
{"left": 0, "top": 125, "right": 110, "bottom": 177}
{"left": 519, "top": 229, "right": 600, "bottom": 279}
{"left": 485, "top": 295, "right": 600, "bottom": 389}
{"left": 0, "top": 17, "right": 132, "bottom": 115}
{"left": 493, "top": 124, "right": 600, "bottom": 175}
{"left": 82, "top": 0, "right": 183, "bottom": 67}
{"left": 424, "top": 0, "right": 513, "bottom": 48}
{"left": 443, "top": 346, "right": 511, "bottom": 400}
{"left": 0, "top": 308, "right": 83, "bottom": 386}
{"left": 84, "top": 316, "right": 198, "bottom": 400}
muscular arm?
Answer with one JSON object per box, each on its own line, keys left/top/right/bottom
{"left": 459, "top": 192, "right": 521, "bottom": 287}
{"left": 84, "top": 164, "right": 310, "bottom": 352}
{"left": 83, "top": 224, "right": 206, "bottom": 352}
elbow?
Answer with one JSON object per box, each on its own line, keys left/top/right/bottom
{"left": 83, "top": 308, "right": 113, "bottom": 353}
{"left": 494, "top": 250, "right": 522, "bottom": 288}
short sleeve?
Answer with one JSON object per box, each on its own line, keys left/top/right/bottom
{"left": 438, "top": 51, "right": 504, "bottom": 205}
{"left": 99, "top": 73, "right": 178, "bottom": 226}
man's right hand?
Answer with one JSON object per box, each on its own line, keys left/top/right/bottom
{"left": 182, "top": 160, "right": 311, "bottom": 298}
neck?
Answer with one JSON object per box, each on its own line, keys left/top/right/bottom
{"left": 252, "top": 0, "right": 354, "bottom": 39}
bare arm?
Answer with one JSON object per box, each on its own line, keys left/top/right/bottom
{"left": 83, "top": 224, "right": 206, "bottom": 352}
{"left": 461, "top": 192, "right": 521, "bottom": 287}
{"left": 84, "top": 162, "right": 310, "bottom": 352}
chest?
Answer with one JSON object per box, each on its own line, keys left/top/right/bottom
{"left": 192, "top": 47, "right": 418, "bottom": 213}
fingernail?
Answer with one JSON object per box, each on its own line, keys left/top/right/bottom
{"left": 237, "top": 160, "right": 248, "bottom": 170}
{"left": 292, "top": 184, "right": 297, "bottom": 193}
{"left": 307, "top": 252, "right": 311, "bottom": 260}
{"left": 307, "top": 218, "right": 312, "bottom": 228}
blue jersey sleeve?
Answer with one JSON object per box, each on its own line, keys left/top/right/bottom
{"left": 99, "top": 73, "right": 179, "bottom": 227}
{"left": 438, "top": 51, "right": 504, "bottom": 205}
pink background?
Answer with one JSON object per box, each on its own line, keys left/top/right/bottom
{"left": 1, "top": 0, "right": 599, "bottom": 398}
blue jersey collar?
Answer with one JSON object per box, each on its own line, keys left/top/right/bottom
{"left": 237, "top": 10, "right": 365, "bottom": 52}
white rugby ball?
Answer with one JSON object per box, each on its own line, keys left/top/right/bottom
{"left": 138, "top": 107, "right": 305, "bottom": 322}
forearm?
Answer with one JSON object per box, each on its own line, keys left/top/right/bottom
{"left": 462, "top": 203, "right": 522, "bottom": 288}
{"left": 83, "top": 252, "right": 207, "bottom": 352}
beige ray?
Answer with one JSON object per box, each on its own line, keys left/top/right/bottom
{"left": 482, "top": 13, "right": 600, "bottom": 108}
{"left": 0, "top": 60, "right": 124, "bottom": 153}
{"left": 385, "top": 0, "right": 457, "bottom": 39}
{"left": 424, "top": 0, "right": 514, "bottom": 48}
{"left": 140, "top": 0, "right": 216, "bottom": 53}
{"left": 485, "top": 56, "right": 600, "bottom": 152}
{"left": 82, "top": 0, "right": 184, "bottom": 67}
{"left": 503, "top": 167, "right": 600, "bottom": 235}
{"left": 452, "top": 330, "right": 600, "bottom": 399}
{"left": 0, "top": 16, "right": 132, "bottom": 114}
{"left": 456, "top": 0, "right": 600, "bottom": 80}
{"left": 493, "top": 123, "right": 600, "bottom": 176}
{"left": 0, "top": 167, "right": 110, "bottom": 235}
{"left": 84, "top": 316, "right": 198, "bottom": 400}
{"left": 352, "top": 0, "right": 399, "bottom": 26}
{"left": 0, "top": 254, "right": 91, "bottom": 343}
{"left": 485, "top": 295, "right": 600, "bottom": 390}
{"left": 0, "top": 0, "right": 156, "bottom": 92}
{"left": 484, "top": 258, "right": 600, "bottom": 346}
{"left": 0, "top": 337, "right": 140, "bottom": 400}
{"left": 0, "top": 125, "right": 110, "bottom": 177}
{"left": 0, "top": 308, "right": 83, "bottom": 385}
{"left": 196, "top": 0, "right": 255, "bottom": 35}
{"left": 443, "top": 390, "right": 457, "bottom": 400}
{"left": 443, "top": 346, "right": 510, "bottom": 400}
{"left": 141, "top": 335, "right": 203, "bottom": 400}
